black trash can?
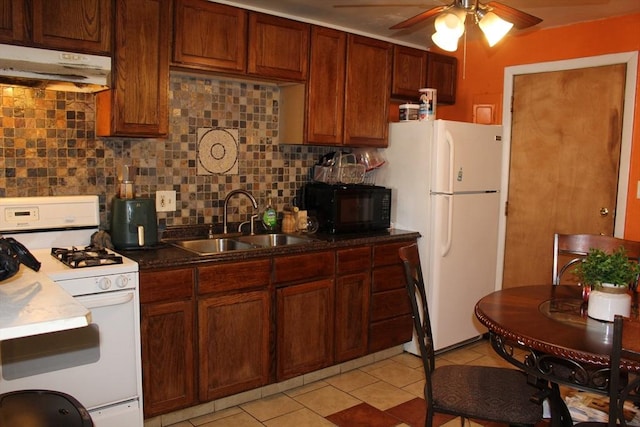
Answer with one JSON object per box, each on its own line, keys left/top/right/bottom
{"left": 0, "top": 390, "right": 93, "bottom": 427}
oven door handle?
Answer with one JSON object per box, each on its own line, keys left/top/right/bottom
{"left": 77, "top": 291, "right": 134, "bottom": 309}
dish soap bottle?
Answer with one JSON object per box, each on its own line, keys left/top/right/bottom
{"left": 262, "top": 195, "right": 277, "bottom": 231}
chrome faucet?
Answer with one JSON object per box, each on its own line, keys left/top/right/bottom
{"left": 223, "top": 190, "right": 258, "bottom": 234}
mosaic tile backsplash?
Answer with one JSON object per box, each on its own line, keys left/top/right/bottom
{"left": 0, "top": 74, "right": 333, "bottom": 232}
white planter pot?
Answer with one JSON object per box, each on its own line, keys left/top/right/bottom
{"left": 587, "top": 287, "right": 631, "bottom": 322}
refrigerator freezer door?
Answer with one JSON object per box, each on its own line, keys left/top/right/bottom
{"left": 432, "top": 120, "right": 502, "bottom": 194}
{"left": 429, "top": 191, "right": 501, "bottom": 351}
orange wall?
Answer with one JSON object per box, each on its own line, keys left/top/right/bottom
{"left": 435, "top": 13, "right": 640, "bottom": 239}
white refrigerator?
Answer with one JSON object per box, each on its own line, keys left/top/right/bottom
{"left": 379, "top": 119, "right": 503, "bottom": 353}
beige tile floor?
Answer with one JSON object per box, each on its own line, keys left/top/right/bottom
{"left": 161, "top": 339, "right": 531, "bottom": 427}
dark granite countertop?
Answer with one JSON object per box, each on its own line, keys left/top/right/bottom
{"left": 118, "top": 228, "right": 420, "bottom": 270}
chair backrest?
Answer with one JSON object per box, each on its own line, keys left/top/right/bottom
{"left": 609, "top": 315, "right": 640, "bottom": 427}
{"left": 399, "top": 244, "right": 435, "bottom": 395}
{"left": 552, "top": 234, "right": 640, "bottom": 286}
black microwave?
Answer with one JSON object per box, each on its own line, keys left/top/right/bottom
{"left": 302, "top": 183, "right": 391, "bottom": 234}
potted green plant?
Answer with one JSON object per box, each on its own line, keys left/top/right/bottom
{"left": 575, "top": 247, "right": 639, "bottom": 321}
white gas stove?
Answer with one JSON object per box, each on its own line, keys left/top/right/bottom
{"left": 0, "top": 195, "right": 143, "bottom": 427}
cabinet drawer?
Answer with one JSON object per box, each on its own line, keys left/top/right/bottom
{"left": 369, "top": 314, "right": 413, "bottom": 353}
{"left": 198, "top": 259, "right": 271, "bottom": 294}
{"left": 372, "top": 264, "right": 405, "bottom": 293}
{"left": 337, "top": 246, "right": 371, "bottom": 275}
{"left": 140, "top": 268, "right": 194, "bottom": 303}
{"left": 273, "top": 251, "right": 334, "bottom": 284}
{"left": 370, "top": 288, "right": 411, "bottom": 322}
{"left": 373, "top": 241, "right": 415, "bottom": 267}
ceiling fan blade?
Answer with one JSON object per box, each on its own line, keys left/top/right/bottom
{"left": 389, "top": 5, "right": 447, "bottom": 29}
{"left": 333, "top": 4, "right": 436, "bottom": 7}
{"left": 486, "top": 1, "right": 543, "bottom": 29}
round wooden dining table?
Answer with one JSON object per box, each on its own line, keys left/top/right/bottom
{"left": 475, "top": 284, "right": 639, "bottom": 427}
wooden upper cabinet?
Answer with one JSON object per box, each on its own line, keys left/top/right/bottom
{"left": 247, "top": 13, "right": 309, "bottom": 81}
{"left": 306, "top": 26, "right": 346, "bottom": 145}
{"left": 172, "top": 0, "right": 247, "bottom": 73}
{"left": 0, "top": 0, "right": 111, "bottom": 54}
{"left": 344, "top": 34, "right": 392, "bottom": 147}
{"left": 427, "top": 51, "right": 457, "bottom": 105}
{"left": 391, "top": 45, "right": 427, "bottom": 100}
{"left": 97, "top": 0, "right": 170, "bottom": 137}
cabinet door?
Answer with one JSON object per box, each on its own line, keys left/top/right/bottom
{"left": 277, "top": 279, "right": 334, "bottom": 380}
{"left": 141, "top": 300, "right": 196, "bottom": 417}
{"left": 335, "top": 272, "right": 370, "bottom": 362}
{"left": 198, "top": 290, "right": 270, "bottom": 400}
{"left": 97, "top": 0, "right": 169, "bottom": 137}
{"left": 247, "top": 12, "right": 309, "bottom": 81}
{"left": 31, "top": 0, "right": 111, "bottom": 54}
{"left": 0, "top": 0, "right": 23, "bottom": 43}
{"left": 306, "top": 26, "right": 346, "bottom": 145}
{"left": 391, "top": 45, "right": 427, "bottom": 99}
{"left": 426, "top": 52, "right": 457, "bottom": 105}
{"left": 172, "top": 0, "right": 247, "bottom": 73}
{"left": 344, "top": 35, "right": 392, "bottom": 147}
{"left": 335, "top": 247, "right": 371, "bottom": 362}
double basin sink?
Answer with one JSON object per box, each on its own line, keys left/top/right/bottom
{"left": 173, "top": 233, "right": 316, "bottom": 255}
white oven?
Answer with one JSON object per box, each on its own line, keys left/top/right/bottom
{"left": 0, "top": 196, "right": 143, "bottom": 427}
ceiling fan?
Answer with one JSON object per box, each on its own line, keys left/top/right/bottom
{"left": 335, "top": 0, "right": 543, "bottom": 51}
{"left": 388, "top": 0, "right": 541, "bottom": 30}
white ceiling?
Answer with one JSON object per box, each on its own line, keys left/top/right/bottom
{"left": 214, "top": 0, "right": 640, "bottom": 48}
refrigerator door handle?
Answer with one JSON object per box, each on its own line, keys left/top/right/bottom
{"left": 445, "top": 130, "right": 455, "bottom": 194}
{"left": 442, "top": 194, "right": 453, "bottom": 257}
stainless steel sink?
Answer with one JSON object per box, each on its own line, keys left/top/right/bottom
{"left": 235, "top": 233, "right": 314, "bottom": 247}
{"left": 173, "top": 238, "right": 257, "bottom": 255}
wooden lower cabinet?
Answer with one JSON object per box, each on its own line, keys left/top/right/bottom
{"left": 138, "top": 238, "right": 417, "bottom": 418}
{"left": 276, "top": 278, "right": 335, "bottom": 380}
{"left": 198, "top": 290, "right": 270, "bottom": 400}
{"left": 140, "top": 268, "right": 196, "bottom": 418}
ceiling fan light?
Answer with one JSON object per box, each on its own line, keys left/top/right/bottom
{"left": 478, "top": 11, "right": 514, "bottom": 47}
{"left": 434, "top": 12, "right": 465, "bottom": 38}
{"left": 431, "top": 30, "right": 459, "bottom": 52}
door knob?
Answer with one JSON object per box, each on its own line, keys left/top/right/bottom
{"left": 600, "top": 207, "right": 609, "bottom": 216}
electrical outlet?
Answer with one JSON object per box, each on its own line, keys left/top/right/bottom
{"left": 156, "top": 190, "right": 176, "bottom": 212}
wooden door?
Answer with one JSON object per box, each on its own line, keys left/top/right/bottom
{"left": 335, "top": 247, "right": 371, "bottom": 362}
{"left": 32, "top": 0, "right": 111, "bottom": 54}
{"left": 502, "top": 64, "right": 626, "bottom": 288}
{"left": 344, "top": 34, "right": 392, "bottom": 147}
{"left": 0, "top": 0, "right": 23, "bottom": 43}
{"left": 141, "top": 300, "right": 195, "bottom": 417}
{"left": 306, "top": 26, "right": 347, "bottom": 145}
{"left": 172, "top": 0, "right": 247, "bottom": 73}
{"left": 247, "top": 12, "right": 309, "bottom": 81}
{"left": 97, "top": 0, "right": 169, "bottom": 137}
{"left": 426, "top": 52, "right": 457, "bottom": 105}
{"left": 276, "top": 279, "right": 334, "bottom": 380}
{"left": 391, "top": 45, "right": 427, "bottom": 99}
{"left": 198, "top": 290, "right": 270, "bottom": 400}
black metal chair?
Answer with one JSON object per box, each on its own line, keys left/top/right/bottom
{"left": 573, "top": 315, "right": 640, "bottom": 427}
{"left": 399, "top": 243, "right": 544, "bottom": 427}
{"left": 552, "top": 233, "right": 640, "bottom": 287}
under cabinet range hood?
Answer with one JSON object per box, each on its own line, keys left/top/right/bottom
{"left": 0, "top": 44, "right": 111, "bottom": 93}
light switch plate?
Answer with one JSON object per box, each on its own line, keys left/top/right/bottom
{"left": 156, "top": 190, "right": 176, "bottom": 212}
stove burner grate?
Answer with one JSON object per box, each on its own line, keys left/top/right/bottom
{"left": 51, "top": 246, "right": 123, "bottom": 268}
